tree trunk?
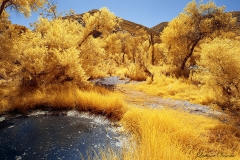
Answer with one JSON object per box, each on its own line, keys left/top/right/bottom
{"left": 148, "top": 33, "right": 155, "bottom": 65}
{"left": 122, "top": 53, "right": 125, "bottom": 64}
{"left": 151, "top": 44, "right": 155, "bottom": 65}
{"left": 180, "top": 39, "right": 200, "bottom": 70}
{"left": 78, "top": 30, "right": 94, "bottom": 47}
{"left": 121, "top": 43, "right": 125, "bottom": 64}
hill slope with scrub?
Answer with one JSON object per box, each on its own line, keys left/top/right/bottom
{"left": 65, "top": 9, "right": 161, "bottom": 43}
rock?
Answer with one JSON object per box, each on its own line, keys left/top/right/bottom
{"left": 92, "top": 76, "right": 131, "bottom": 90}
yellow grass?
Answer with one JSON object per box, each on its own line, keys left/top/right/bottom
{"left": 125, "top": 63, "right": 147, "bottom": 81}
{"left": 114, "top": 67, "right": 129, "bottom": 79}
{"left": 74, "top": 89, "right": 127, "bottom": 120}
{"left": 128, "top": 75, "right": 217, "bottom": 106}
{"left": 88, "top": 107, "right": 240, "bottom": 160}
{"left": 0, "top": 84, "right": 127, "bottom": 120}
{"left": 94, "top": 107, "right": 240, "bottom": 160}
{"left": 121, "top": 109, "right": 197, "bottom": 159}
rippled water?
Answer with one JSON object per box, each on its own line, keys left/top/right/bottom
{"left": 0, "top": 111, "right": 122, "bottom": 160}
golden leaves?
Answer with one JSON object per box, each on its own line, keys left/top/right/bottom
{"left": 160, "top": 0, "right": 236, "bottom": 75}
{"left": 1, "top": 0, "right": 46, "bottom": 18}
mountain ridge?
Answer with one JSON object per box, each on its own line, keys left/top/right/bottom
{"left": 65, "top": 9, "right": 161, "bottom": 43}
{"left": 11, "top": 10, "right": 240, "bottom": 40}
{"left": 66, "top": 9, "right": 240, "bottom": 38}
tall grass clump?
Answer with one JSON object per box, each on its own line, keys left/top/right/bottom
{"left": 125, "top": 63, "right": 147, "bottom": 81}
{"left": 0, "top": 83, "right": 127, "bottom": 120}
{"left": 119, "top": 107, "right": 240, "bottom": 159}
{"left": 74, "top": 89, "right": 127, "bottom": 120}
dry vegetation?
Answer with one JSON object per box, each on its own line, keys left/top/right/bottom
{"left": 0, "top": 83, "right": 127, "bottom": 120}
{"left": 1, "top": 0, "right": 240, "bottom": 159}
{"left": 120, "top": 108, "right": 240, "bottom": 159}
{"left": 89, "top": 107, "right": 240, "bottom": 160}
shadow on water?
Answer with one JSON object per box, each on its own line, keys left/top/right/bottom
{"left": 0, "top": 111, "right": 122, "bottom": 160}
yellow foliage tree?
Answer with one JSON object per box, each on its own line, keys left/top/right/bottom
{"left": 0, "top": 0, "right": 47, "bottom": 64}
{"left": 0, "top": 0, "right": 48, "bottom": 82}
{"left": 198, "top": 37, "right": 240, "bottom": 109}
{"left": 103, "top": 29, "right": 149, "bottom": 66}
{"left": 0, "top": 0, "right": 47, "bottom": 18}
{"left": 104, "top": 26, "right": 150, "bottom": 66}
{"left": 119, "top": 28, "right": 149, "bottom": 64}
{"left": 160, "top": 0, "right": 236, "bottom": 77}
{"left": 0, "top": 17, "right": 87, "bottom": 90}
{"left": 0, "top": 6, "right": 120, "bottom": 87}
{"left": 0, "top": 24, "right": 28, "bottom": 80}
{"left": 25, "top": 18, "right": 87, "bottom": 87}
{"left": 104, "top": 32, "right": 123, "bottom": 65}
{"left": 77, "top": 8, "right": 120, "bottom": 78}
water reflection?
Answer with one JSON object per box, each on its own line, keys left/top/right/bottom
{"left": 0, "top": 111, "right": 121, "bottom": 159}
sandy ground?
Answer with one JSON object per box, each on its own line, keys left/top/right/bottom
{"left": 92, "top": 76, "right": 223, "bottom": 118}
{"left": 116, "top": 81, "right": 223, "bottom": 118}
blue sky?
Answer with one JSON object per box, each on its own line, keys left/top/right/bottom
{"left": 9, "top": 0, "right": 240, "bottom": 28}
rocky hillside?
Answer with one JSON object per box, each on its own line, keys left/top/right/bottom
{"left": 65, "top": 10, "right": 240, "bottom": 40}
{"left": 151, "top": 22, "right": 168, "bottom": 33}
{"left": 118, "top": 19, "right": 160, "bottom": 43}
{"left": 65, "top": 9, "right": 161, "bottom": 43}
{"left": 69, "top": 10, "right": 240, "bottom": 40}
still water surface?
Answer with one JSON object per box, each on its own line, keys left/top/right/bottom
{"left": 0, "top": 111, "right": 121, "bottom": 160}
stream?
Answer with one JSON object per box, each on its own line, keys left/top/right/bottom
{"left": 0, "top": 110, "right": 123, "bottom": 160}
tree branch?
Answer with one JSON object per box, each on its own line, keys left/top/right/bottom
{"left": 0, "top": 0, "right": 10, "bottom": 17}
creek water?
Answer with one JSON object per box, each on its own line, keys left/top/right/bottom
{"left": 0, "top": 111, "right": 122, "bottom": 160}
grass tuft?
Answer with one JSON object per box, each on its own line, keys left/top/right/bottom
{"left": 0, "top": 83, "right": 127, "bottom": 120}
{"left": 119, "top": 107, "right": 240, "bottom": 159}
